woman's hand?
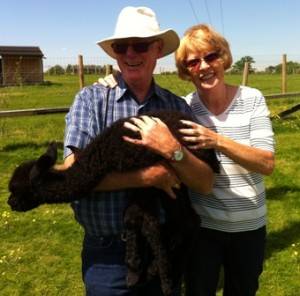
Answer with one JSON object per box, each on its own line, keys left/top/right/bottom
{"left": 95, "top": 71, "right": 120, "bottom": 88}
{"left": 179, "top": 120, "right": 219, "bottom": 149}
{"left": 180, "top": 120, "right": 275, "bottom": 175}
{"left": 97, "top": 73, "right": 118, "bottom": 87}
{"left": 123, "top": 115, "right": 180, "bottom": 160}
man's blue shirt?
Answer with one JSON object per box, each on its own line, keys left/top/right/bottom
{"left": 64, "top": 75, "right": 192, "bottom": 236}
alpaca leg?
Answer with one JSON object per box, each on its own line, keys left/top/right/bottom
{"left": 125, "top": 229, "right": 142, "bottom": 287}
{"left": 141, "top": 213, "right": 173, "bottom": 296}
{"left": 123, "top": 204, "right": 145, "bottom": 287}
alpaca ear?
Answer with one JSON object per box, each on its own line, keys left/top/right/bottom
{"left": 45, "top": 142, "right": 58, "bottom": 165}
{"left": 29, "top": 142, "right": 58, "bottom": 184}
{"left": 37, "top": 142, "right": 58, "bottom": 169}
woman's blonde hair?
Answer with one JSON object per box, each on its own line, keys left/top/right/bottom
{"left": 175, "top": 24, "right": 232, "bottom": 80}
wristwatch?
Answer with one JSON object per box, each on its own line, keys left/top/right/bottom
{"left": 170, "top": 145, "right": 184, "bottom": 162}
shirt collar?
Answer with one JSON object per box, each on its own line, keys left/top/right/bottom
{"left": 114, "top": 74, "right": 127, "bottom": 102}
{"left": 153, "top": 82, "right": 169, "bottom": 104}
{"left": 115, "top": 73, "right": 168, "bottom": 104}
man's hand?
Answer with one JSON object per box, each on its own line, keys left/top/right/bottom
{"left": 123, "top": 115, "right": 180, "bottom": 160}
{"left": 142, "top": 162, "right": 181, "bottom": 199}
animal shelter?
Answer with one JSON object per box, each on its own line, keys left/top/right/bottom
{"left": 0, "top": 46, "right": 44, "bottom": 86}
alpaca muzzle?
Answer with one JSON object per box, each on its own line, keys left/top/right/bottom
{"left": 7, "top": 194, "right": 21, "bottom": 211}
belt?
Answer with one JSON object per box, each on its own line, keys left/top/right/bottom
{"left": 84, "top": 232, "right": 127, "bottom": 243}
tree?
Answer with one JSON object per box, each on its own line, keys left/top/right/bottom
{"left": 265, "top": 61, "right": 300, "bottom": 74}
{"left": 265, "top": 65, "right": 276, "bottom": 74}
{"left": 283, "top": 61, "right": 300, "bottom": 74}
{"left": 46, "top": 65, "right": 65, "bottom": 75}
{"left": 65, "top": 64, "right": 78, "bottom": 74}
{"left": 230, "top": 56, "right": 256, "bottom": 73}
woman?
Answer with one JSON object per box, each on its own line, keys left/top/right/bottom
{"left": 174, "top": 24, "right": 275, "bottom": 296}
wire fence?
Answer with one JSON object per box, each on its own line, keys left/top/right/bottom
{"left": 1, "top": 53, "right": 300, "bottom": 80}
{"left": 1, "top": 54, "right": 300, "bottom": 117}
{"left": 43, "top": 53, "right": 300, "bottom": 74}
{"left": 42, "top": 56, "right": 179, "bottom": 75}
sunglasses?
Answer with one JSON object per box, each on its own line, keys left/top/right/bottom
{"left": 111, "top": 40, "right": 157, "bottom": 54}
{"left": 185, "top": 52, "right": 220, "bottom": 70}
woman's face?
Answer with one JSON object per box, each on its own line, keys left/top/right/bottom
{"left": 185, "top": 49, "right": 225, "bottom": 91}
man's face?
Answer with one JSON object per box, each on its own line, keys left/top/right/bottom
{"left": 112, "top": 38, "right": 163, "bottom": 85}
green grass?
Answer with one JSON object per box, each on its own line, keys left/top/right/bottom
{"left": 1, "top": 74, "right": 300, "bottom": 295}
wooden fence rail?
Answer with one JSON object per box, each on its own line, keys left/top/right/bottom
{"left": 275, "top": 104, "right": 300, "bottom": 119}
{"left": 0, "top": 107, "right": 69, "bottom": 118}
{"left": 265, "top": 92, "right": 300, "bottom": 99}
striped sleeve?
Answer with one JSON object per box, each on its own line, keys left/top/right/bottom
{"left": 250, "top": 93, "right": 275, "bottom": 152}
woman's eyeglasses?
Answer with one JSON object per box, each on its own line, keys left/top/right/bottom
{"left": 111, "top": 40, "right": 157, "bottom": 54}
{"left": 185, "top": 52, "right": 220, "bottom": 70}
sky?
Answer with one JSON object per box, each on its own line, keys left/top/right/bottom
{"left": 1, "top": 0, "right": 300, "bottom": 71}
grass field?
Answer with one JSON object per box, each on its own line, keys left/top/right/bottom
{"left": 0, "top": 74, "right": 300, "bottom": 295}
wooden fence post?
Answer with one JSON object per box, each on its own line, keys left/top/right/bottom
{"left": 282, "top": 54, "right": 287, "bottom": 94}
{"left": 105, "top": 64, "right": 113, "bottom": 76}
{"left": 78, "top": 54, "right": 84, "bottom": 89}
{"left": 242, "top": 62, "right": 249, "bottom": 86}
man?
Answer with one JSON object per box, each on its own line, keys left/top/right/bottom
{"left": 63, "top": 6, "right": 214, "bottom": 296}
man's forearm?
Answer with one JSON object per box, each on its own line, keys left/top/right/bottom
{"left": 63, "top": 153, "right": 181, "bottom": 198}
{"left": 96, "top": 163, "right": 181, "bottom": 199}
{"left": 170, "top": 147, "right": 214, "bottom": 194}
{"left": 95, "top": 169, "right": 148, "bottom": 191}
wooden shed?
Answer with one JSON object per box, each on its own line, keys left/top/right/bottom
{"left": 0, "top": 46, "right": 44, "bottom": 86}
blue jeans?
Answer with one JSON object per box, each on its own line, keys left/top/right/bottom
{"left": 185, "top": 226, "right": 266, "bottom": 296}
{"left": 82, "top": 233, "right": 181, "bottom": 296}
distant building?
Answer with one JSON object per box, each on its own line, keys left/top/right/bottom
{"left": 0, "top": 46, "right": 44, "bottom": 86}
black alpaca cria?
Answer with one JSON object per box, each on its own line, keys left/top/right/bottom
{"left": 8, "top": 110, "right": 219, "bottom": 296}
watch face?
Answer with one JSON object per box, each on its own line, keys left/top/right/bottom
{"left": 174, "top": 149, "right": 184, "bottom": 161}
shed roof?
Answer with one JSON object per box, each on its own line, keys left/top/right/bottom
{"left": 0, "top": 46, "right": 44, "bottom": 57}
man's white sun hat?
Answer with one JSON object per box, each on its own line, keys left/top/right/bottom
{"left": 97, "top": 6, "right": 180, "bottom": 59}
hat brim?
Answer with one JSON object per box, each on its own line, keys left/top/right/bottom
{"left": 97, "top": 29, "right": 179, "bottom": 59}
